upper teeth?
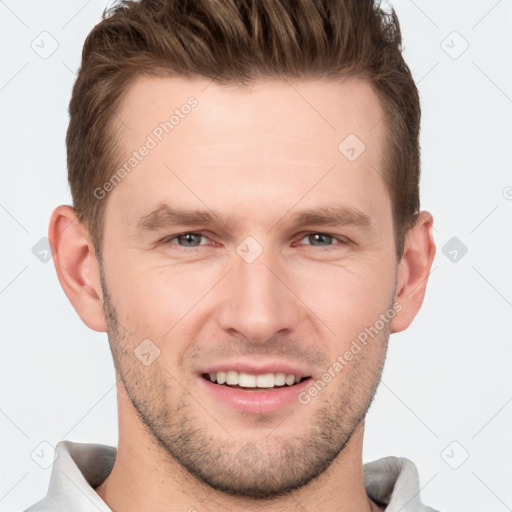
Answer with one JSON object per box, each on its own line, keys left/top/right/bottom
{"left": 208, "top": 371, "right": 302, "bottom": 388}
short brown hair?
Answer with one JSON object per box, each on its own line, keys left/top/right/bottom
{"left": 67, "top": 0, "right": 421, "bottom": 260}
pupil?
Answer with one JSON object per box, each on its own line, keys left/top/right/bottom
{"left": 311, "top": 234, "right": 331, "bottom": 246}
{"left": 182, "top": 234, "right": 199, "bottom": 246}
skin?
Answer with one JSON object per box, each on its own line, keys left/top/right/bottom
{"left": 50, "top": 76, "right": 436, "bottom": 512}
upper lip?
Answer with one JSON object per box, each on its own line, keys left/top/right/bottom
{"left": 198, "top": 359, "right": 312, "bottom": 379}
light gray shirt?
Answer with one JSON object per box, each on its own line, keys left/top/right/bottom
{"left": 24, "top": 440, "right": 439, "bottom": 511}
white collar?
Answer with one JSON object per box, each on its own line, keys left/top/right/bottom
{"left": 26, "top": 440, "right": 436, "bottom": 511}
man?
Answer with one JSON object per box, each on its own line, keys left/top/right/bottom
{"left": 26, "top": 0, "right": 438, "bottom": 510}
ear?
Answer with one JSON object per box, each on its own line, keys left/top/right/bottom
{"left": 48, "top": 205, "right": 107, "bottom": 332}
{"left": 390, "top": 211, "right": 436, "bottom": 334}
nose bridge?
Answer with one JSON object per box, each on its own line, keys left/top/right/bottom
{"left": 217, "top": 242, "right": 300, "bottom": 342}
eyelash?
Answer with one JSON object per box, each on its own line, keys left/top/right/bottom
{"left": 160, "top": 232, "right": 348, "bottom": 250}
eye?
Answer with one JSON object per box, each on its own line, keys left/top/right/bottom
{"left": 296, "top": 233, "right": 346, "bottom": 248}
{"left": 159, "top": 231, "right": 346, "bottom": 250}
{"left": 162, "top": 232, "right": 209, "bottom": 248}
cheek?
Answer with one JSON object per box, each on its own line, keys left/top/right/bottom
{"left": 109, "top": 262, "right": 221, "bottom": 336}
{"left": 292, "top": 258, "right": 395, "bottom": 341}
{"left": 105, "top": 237, "right": 395, "bottom": 347}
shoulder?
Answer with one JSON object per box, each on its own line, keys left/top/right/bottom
{"left": 364, "top": 456, "right": 441, "bottom": 512}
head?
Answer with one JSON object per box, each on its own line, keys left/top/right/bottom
{"left": 68, "top": 0, "right": 422, "bottom": 261}
{"left": 51, "top": 0, "right": 435, "bottom": 500}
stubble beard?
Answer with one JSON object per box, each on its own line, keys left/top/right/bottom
{"left": 99, "top": 264, "right": 390, "bottom": 499}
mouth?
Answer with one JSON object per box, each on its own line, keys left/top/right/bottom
{"left": 201, "top": 371, "right": 310, "bottom": 391}
{"left": 198, "top": 367, "right": 313, "bottom": 413}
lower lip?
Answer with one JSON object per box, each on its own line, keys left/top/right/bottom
{"left": 199, "top": 376, "right": 312, "bottom": 414}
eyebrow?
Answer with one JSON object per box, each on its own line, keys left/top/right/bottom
{"left": 136, "top": 206, "right": 221, "bottom": 231}
{"left": 136, "top": 204, "right": 374, "bottom": 233}
{"left": 288, "top": 206, "right": 374, "bottom": 231}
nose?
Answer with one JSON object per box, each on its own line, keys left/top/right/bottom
{"left": 217, "top": 248, "right": 301, "bottom": 343}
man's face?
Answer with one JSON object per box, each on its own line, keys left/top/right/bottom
{"left": 99, "top": 77, "right": 398, "bottom": 498}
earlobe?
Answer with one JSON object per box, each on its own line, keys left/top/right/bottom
{"left": 48, "top": 205, "right": 107, "bottom": 332}
{"left": 390, "top": 211, "right": 436, "bottom": 334}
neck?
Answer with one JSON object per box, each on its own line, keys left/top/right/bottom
{"left": 95, "top": 385, "right": 383, "bottom": 512}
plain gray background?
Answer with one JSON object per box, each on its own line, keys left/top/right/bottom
{"left": 1, "top": 1, "right": 511, "bottom": 510}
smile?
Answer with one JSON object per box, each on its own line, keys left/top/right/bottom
{"left": 203, "top": 371, "right": 308, "bottom": 389}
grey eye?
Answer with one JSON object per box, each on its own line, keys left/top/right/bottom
{"left": 300, "top": 233, "right": 336, "bottom": 247}
{"left": 174, "top": 233, "right": 205, "bottom": 247}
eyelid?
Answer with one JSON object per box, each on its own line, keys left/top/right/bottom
{"left": 160, "top": 231, "right": 349, "bottom": 249}
{"left": 294, "top": 232, "right": 348, "bottom": 247}
{"left": 160, "top": 231, "right": 210, "bottom": 246}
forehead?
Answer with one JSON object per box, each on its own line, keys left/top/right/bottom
{"left": 104, "top": 75, "right": 390, "bottom": 231}
{"left": 117, "top": 75, "right": 385, "bottom": 153}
